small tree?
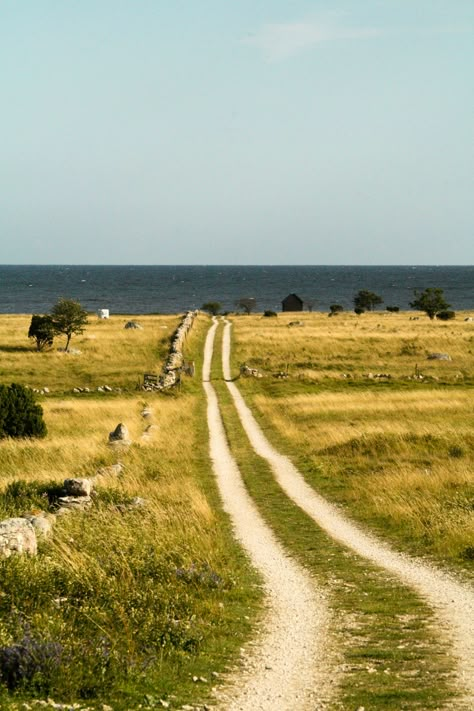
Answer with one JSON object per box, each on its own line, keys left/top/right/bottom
{"left": 410, "top": 288, "right": 451, "bottom": 320}
{"left": 436, "top": 310, "right": 455, "bottom": 321}
{"left": 353, "top": 290, "right": 383, "bottom": 311}
{"left": 329, "top": 304, "right": 344, "bottom": 316}
{"left": 28, "top": 315, "right": 55, "bottom": 351}
{"left": 0, "top": 384, "right": 47, "bottom": 438}
{"left": 201, "top": 302, "right": 221, "bottom": 316}
{"left": 235, "top": 297, "right": 257, "bottom": 315}
{"left": 386, "top": 306, "right": 400, "bottom": 313}
{"left": 51, "top": 298, "right": 88, "bottom": 351}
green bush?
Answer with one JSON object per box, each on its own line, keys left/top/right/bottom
{"left": 0, "top": 384, "right": 47, "bottom": 439}
{"left": 386, "top": 305, "right": 400, "bottom": 313}
{"left": 354, "top": 307, "right": 365, "bottom": 315}
{"left": 263, "top": 310, "right": 277, "bottom": 317}
{"left": 436, "top": 310, "right": 455, "bottom": 321}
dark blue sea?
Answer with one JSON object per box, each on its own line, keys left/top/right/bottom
{"left": 0, "top": 265, "right": 472, "bottom": 314}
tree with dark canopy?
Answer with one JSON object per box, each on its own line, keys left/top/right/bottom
{"left": 353, "top": 290, "right": 383, "bottom": 312}
{"left": 410, "top": 288, "right": 451, "bottom": 320}
{"left": 28, "top": 315, "right": 55, "bottom": 351}
{"left": 235, "top": 297, "right": 257, "bottom": 315}
{"left": 51, "top": 298, "right": 88, "bottom": 350}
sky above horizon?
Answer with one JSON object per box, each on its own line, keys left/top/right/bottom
{"left": 1, "top": 1, "right": 473, "bottom": 265}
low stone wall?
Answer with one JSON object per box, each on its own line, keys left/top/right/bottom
{"left": 143, "top": 310, "right": 197, "bottom": 391}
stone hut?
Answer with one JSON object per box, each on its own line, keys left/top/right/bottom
{"left": 282, "top": 294, "right": 304, "bottom": 312}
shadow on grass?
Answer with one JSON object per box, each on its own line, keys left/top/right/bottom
{"left": 0, "top": 345, "right": 34, "bottom": 353}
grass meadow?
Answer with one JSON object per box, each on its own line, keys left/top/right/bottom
{"left": 0, "top": 313, "right": 181, "bottom": 391}
{"left": 0, "top": 314, "right": 262, "bottom": 709}
{"left": 229, "top": 310, "right": 474, "bottom": 572}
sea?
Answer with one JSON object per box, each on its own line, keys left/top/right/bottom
{"left": 0, "top": 265, "right": 472, "bottom": 315}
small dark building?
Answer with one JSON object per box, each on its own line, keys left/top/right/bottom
{"left": 282, "top": 293, "right": 304, "bottom": 312}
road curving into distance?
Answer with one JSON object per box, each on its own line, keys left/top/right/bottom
{"left": 203, "top": 318, "right": 334, "bottom": 710}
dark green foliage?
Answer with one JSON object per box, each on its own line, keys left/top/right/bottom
{"left": 436, "top": 310, "right": 456, "bottom": 321}
{"left": 386, "top": 306, "right": 400, "bottom": 313}
{"left": 235, "top": 297, "right": 257, "bottom": 314}
{"left": 263, "top": 310, "right": 277, "bottom": 317}
{"left": 329, "top": 304, "right": 344, "bottom": 316}
{"left": 410, "top": 288, "right": 451, "bottom": 320}
{"left": 0, "top": 384, "right": 47, "bottom": 439}
{"left": 354, "top": 307, "right": 365, "bottom": 315}
{"left": 353, "top": 290, "right": 383, "bottom": 311}
{"left": 201, "top": 302, "right": 221, "bottom": 315}
{"left": 28, "top": 315, "right": 55, "bottom": 351}
{"left": 51, "top": 298, "right": 88, "bottom": 350}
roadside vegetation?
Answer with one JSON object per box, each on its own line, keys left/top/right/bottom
{"left": 0, "top": 314, "right": 262, "bottom": 710}
{"left": 229, "top": 311, "right": 474, "bottom": 573}
{"left": 211, "top": 321, "right": 458, "bottom": 710}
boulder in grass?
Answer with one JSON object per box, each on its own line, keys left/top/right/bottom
{"left": 0, "top": 518, "right": 37, "bottom": 558}
{"left": 108, "top": 423, "right": 131, "bottom": 446}
{"left": 427, "top": 353, "right": 452, "bottom": 361}
{"left": 124, "top": 321, "right": 143, "bottom": 330}
{"left": 141, "top": 407, "right": 153, "bottom": 418}
{"left": 64, "top": 478, "right": 93, "bottom": 497}
{"left": 57, "top": 495, "right": 92, "bottom": 511}
{"left": 24, "top": 513, "right": 54, "bottom": 539}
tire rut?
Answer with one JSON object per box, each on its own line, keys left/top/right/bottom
{"left": 203, "top": 319, "right": 335, "bottom": 710}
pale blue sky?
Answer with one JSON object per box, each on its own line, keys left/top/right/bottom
{"left": 1, "top": 1, "right": 473, "bottom": 264}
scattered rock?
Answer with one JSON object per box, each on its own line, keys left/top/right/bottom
{"left": 464, "top": 317, "right": 473, "bottom": 322}
{"left": 124, "top": 321, "right": 143, "bottom": 329}
{"left": 141, "top": 407, "right": 153, "bottom": 418}
{"left": 129, "top": 496, "right": 147, "bottom": 509}
{"left": 95, "top": 462, "right": 124, "bottom": 478}
{"left": 64, "top": 478, "right": 93, "bottom": 497}
{"left": 24, "top": 513, "right": 54, "bottom": 539}
{"left": 108, "top": 423, "right": 131, "bottom": 446}
{"left": 288, "top": 320, "right": 304, "bottom": 327}
{"left": 56, "top": 496, "right": 92, "bottom": 511}
{"left": 0, "top": 518, "right": 37, "bottom": 558}
{"left": 103, "top": 385, "right": 113, "bottom": 392}
{"left": 427, "top": 352, "right": 452, "bottom": 361}
{"left": 240, "top": 364, "right": 263, "bottom": 378}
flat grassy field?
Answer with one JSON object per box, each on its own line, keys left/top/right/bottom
{"left": 229, "top": 311, "right": 474, "bottom": 572}
{"left": 0, "top": 314, "right": 262, "bottom": 710}
{"left": 0, "top": 314, "right": 181, "bottom": 391}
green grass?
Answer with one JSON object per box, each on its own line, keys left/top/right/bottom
{"left": 212, "top": 321, "right": 459, "bottom": 709}
{"left": 0, "top": 314, "right": 263, "bottom": 710}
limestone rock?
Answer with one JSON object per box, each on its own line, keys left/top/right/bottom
{"left": 427, "top": 353, "right": 452, "bottom": 361}
{"left": 25, "top": 514, "right": 54, "bottom": 539}
{"left": 95, "top": 462, "right": 124, "bottom": 478}
{"left": 0, "top": 518, "right": 37, "bottom": 558}
{"left": 108, "top": 423, "right": 131, "bottom": 445}
{"left": 124, "top": 321, "right": 143, "bottom": 329}
{"left": 64, "top": 478, "right": 93, "bottom": 497}
{"left": 57, "top": 495, "right": 92, "bottom": 511}
{"left": 141, "top": 407, "right": 153, "bottom": 418}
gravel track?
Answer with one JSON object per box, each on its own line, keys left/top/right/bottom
{"left": 203, "top": 319, "right": 334, "bottom": 710}
{"left": 222, "top": 319, "right": 474, "bottom": 706}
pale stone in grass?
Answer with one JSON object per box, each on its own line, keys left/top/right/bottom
{"left": 0, "top": 518, "right": 37, "bottom": 557}
{"left": 108, "top": 423, "right": 131, "bottom": 445}
{"left": 427, "top": 352, "right": 452, "bottom": 361}
{"left": 64, "top": 478, "right": 93, "bottom": 497}
{"left": 57, "top": 495, "right": 92, "bottom": 511}
{"left": 124, "top": 321, "right": 143, "bottom": 329}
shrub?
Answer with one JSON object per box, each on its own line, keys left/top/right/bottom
{"left": 354, "top": 307, "right": 365, "bottom": 315}
{"left": 436, "top": 310, "right": 456, "bottom": 321}
{"left": 386, "top": 305, "right": 400, "bottom": 313}
{"left": 0, "top": 384, "right": 47, "bottom": 439}
{"left": 201, "top": 302, "right": 221, "bottom": 315}
{"left": 329, "top": 304, "right": 343, "bottom": 315}
{"left": 263, "top": 310, "right": 277, "bottom": 317}
{"left": 28, "top": 315, "right": 55, "bottom": 351}
{"left": 0, "top": 630, "right": 63, "bottom": 692}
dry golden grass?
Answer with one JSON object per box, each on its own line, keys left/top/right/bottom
{"left": 232, "top": 310, "right": 474, "bottom": 381}
{"left": 0, "top": 314, "right": 180, "bottom": 391}
{"left": 231, "top": 312, "right": 474, "bottom": 567}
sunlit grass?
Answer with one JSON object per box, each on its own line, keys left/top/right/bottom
{"left": 230, "top": 312, "right": 474, "bottom": 571}
{"left": 0, "top": 314, "right": 180, "bottom": 390}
